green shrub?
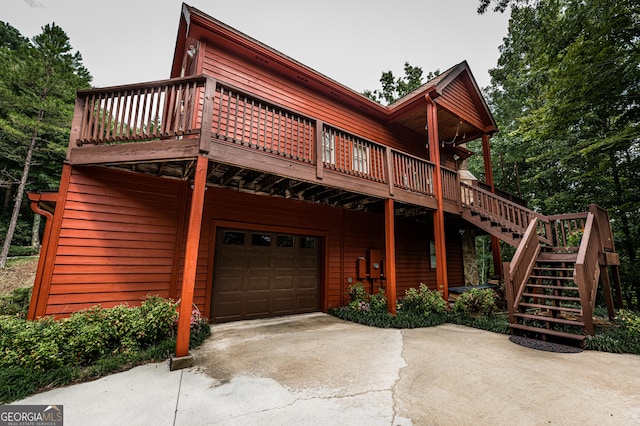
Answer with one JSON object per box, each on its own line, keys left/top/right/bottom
{"left": 585, "top": 310, "right": 640, "bottom": 354}
{"left": 400, "top": 283, "right": 447, "bottom": 316}
{"left": 8, "top": 246, "right": 40, "bottom": 257}
{"left": 452, "top": 288, "right": 498, "bottom": 316}
{"left": 0, "top": 296, "right": 210, "bottom": 403}
{"left": 347, "top": 282, "right": 387, "bottom": 313}
{"left": 330, "top": 306, "right": 447, "bottom": 329}
{"left": 0, "top": 287, "right": 32, "bottom": 317}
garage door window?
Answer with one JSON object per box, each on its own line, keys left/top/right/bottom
{"left": 223, "top": 231, "right": 245, "bottom": 245}
{"left": 277, "top": 235, "right": 294, "bottom": 247}
{"left": 300, "top": 236, "right": 316, "bottom": 248}
{"left": 252, "top": 233, "right": 271, "bottom": 246}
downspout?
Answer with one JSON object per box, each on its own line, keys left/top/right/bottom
{"left": 26, "top": 192, "right": 55, "bottom": 320}
{"left": 425, "top": 91, "right": 449, "bottom": 302}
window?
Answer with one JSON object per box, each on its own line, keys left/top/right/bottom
{"left": 322, "top": 131, "right": 335, "bottom": 165}
{"left": 352, "top": 143, "right": 369, "bottom": 174}
{"left": 251, "top": 233, "right": 271, "bottom": 246}
{"left": 277, "top": 235, "right": 294, "bottom": 247}
{"left": 223, "top": 231, "right": 245, "bottom": 245}
{"left": 300, "top": 237, "right": 317, "bottom": 249}
{"left": 430, "top": 240, "right": 437, "bottom": 269}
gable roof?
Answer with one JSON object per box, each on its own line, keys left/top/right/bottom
{"left": 173, "top": 3, "right": 498, "bottom": 140}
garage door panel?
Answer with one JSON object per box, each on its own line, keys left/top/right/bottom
{"left": 297, "top": 277, "right": 317, "bottom": 290}
{"left": 273, "top": 296, "right": 295, "bottom": 312}
{"left": 215, "top": 277, "right": 243, "bottom": 293}
{"left": 274, "top": 277, "right": 294, "bottom": 290}
{"left": 298, "top": 255, "right": 317, "bottom": 268}
{"left": 245, "top": 298, "right": 270, "bottom": 315}
{"left": 212, "top": 228, "right": 319, "bottom": 323}
{"left": 274, "top": 255, "right": 295, "bottom": 268}
{"left": 246, "top": 277, "right": 270, "bottom": 291}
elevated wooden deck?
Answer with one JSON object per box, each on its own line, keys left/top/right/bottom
{"left": 66, "top": 75, "right": 466, "bottom": 217}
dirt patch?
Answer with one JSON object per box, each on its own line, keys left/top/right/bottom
{"left": 0, "top": 257, "right": 38, "bottom": 295}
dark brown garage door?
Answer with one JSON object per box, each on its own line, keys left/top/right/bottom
{"left": 211, "top": 228, "right": 320, "bottom": 323}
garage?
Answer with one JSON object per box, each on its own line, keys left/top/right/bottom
{"left": 211, "top": 228, "right": 320, "bottom": 322}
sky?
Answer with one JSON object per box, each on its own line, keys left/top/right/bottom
{"left": 3, "top": 0, "right": 511, "bottom": 93}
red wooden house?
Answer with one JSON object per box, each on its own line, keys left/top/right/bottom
{"left": 28, "top": 4, "right": 621, "bottom": 363}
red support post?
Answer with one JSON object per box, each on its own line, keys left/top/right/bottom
{"left": 174, "top": 155, "right": 208, "bottom": 360}
{"left": 385, "top": 198, "right": 397, "bottom": 315}
{"left": 425, "top": 93, "right": 449, "bottom": 302}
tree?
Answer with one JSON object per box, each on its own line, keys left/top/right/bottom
{"left": 474, "top": 0, "right": 640, "bottom": 307}
{"left": 363, "top": 62, "right": 440, "bottom": 105}
{"left": 0, "top": 23, "right": 92, "bottom": 268}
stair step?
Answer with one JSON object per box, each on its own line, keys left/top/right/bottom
{"left": 514, "top": 312, "right": 585, "bottom": 327}
{"left": 519, "top": 302, "right": 582, "bottom": 313}
{"left": 537, "top": 252, "right": 578, "bottom": 262}
{"left": 528, "top": 275, "right": 575, "bottom": 281}
{"left": 510, "top": 323, "right": 586, "bottom": 341}
{"left": 522, "top": 293, "right": 581, "bottom": 302}
{"left": 532, "top": 267, "right": 574, "bottom": 272}
{"left": 526, "top": 284, "right": 579, "bottom": 291}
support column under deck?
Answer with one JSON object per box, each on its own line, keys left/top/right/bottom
{"left": 426, "top": 93, "right": 449, "bottom": 301}
{"left": 173, "top": 155, "right": 208, "bottom": 368}
{"left": 385, "top": 198, "right": 397, "bottom": 315}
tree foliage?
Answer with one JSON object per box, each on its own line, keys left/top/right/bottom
{"left": 472, "top": 0, "right": 640, "bottom": 307}
{"left": 0, "top": 22, "right": 92, "bottom": 267}
{"left": 363, "top": 62, "right": 440, "bottom": 105}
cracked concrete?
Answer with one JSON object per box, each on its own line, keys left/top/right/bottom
{"left": 16, "top": 313, "right": 640, "bottom": 425}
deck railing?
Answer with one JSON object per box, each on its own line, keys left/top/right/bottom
{"left": 212, "top": 83, "right": 316, "bottom": 163}
{"left": 73, "top": 76, "right": 206, "bottom": 145}
{"left": 70, "top": 75, "right": 465, "bottom": 207}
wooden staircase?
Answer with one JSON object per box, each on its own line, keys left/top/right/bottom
{"left": 459, "top": 183, "right": 622, "bottom": 345}
{"left": 509, "top": 251, "right": 586, "bottom": 344}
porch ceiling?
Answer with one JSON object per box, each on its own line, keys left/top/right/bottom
{"left": 391, "top": 104, "right": 484, "bottom": 146}
{"left": 101, "top": 161, "right": 432, "bottom": 219}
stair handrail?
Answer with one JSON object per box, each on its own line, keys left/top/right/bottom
{"left": 460, "top": 182, "right": 553, "bottom": 246}
{"left": 573, "top": 210, "right": 602, "bottom": 335}
{"left": 504, "top": 218, "right": 542, "bottom": 324}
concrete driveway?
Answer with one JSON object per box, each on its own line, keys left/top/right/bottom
{"left": 17, "top": 313, "right": 640, "bottom": 425}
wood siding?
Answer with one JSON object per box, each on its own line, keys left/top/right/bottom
{"left": 36, "top": 167, "right": 466, "bottom": 317}
{"left": 200, "top": 43, "right": 428, "bottom": 159}
{"left": 43, "top": 167, "right": 183, "bottom": 316}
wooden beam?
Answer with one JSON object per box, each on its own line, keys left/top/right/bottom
{"left": 175, "top": 155, "right": 208, "bottom": 358}
{"left": 385, "top": 198, "right": 397, "bottom": 315}
{"left": 426, "top": 93, "right": 449, "bottom": 302}
{"left": 482, "top": 133, "right": 503, "bottom": 277}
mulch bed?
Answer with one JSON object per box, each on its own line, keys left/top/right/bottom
{"left": 509, "top": 335, "right": 584, "bottom": 353}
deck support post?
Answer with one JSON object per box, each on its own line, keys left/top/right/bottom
{"left": 385, "top": 198, "right": 397, "bottom": 314}
{"left": 173, "top": 155, "right": 208, "bottom": 366}
{"left": 425, "top": 93, "right": 449, "bottom": 302}
{"left": 482, "top": 133, "right": 503, "bottom": 278}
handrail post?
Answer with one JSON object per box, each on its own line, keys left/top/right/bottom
{"left": 385, "top": 147, "right": 395, "bottom": 196}
{"left": 67, "top": 95, "right": 87, "bottom": 159}
{"left": 315, "top": 120, "right": 324, "bottom": 179}
{"left": 199, "top": 76, "right": 216, "bottom": 155}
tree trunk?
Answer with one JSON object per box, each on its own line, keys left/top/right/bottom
{"left": 3, "top": 184, "right": 12, "bottom": 213}
{"left": 0, "top": 112, "right": 41, "bottom": 268}
{"left": 31, "top": 213, "right": 41, "bottom": 250}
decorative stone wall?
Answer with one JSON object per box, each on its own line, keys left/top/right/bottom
{"left": 461, "top": 229, "right": 480, "bottom": 286}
